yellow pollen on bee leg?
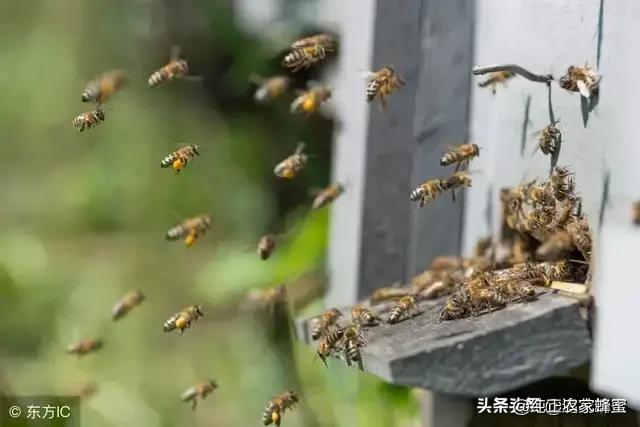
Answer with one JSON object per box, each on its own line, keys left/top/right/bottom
{"left": 184, "top": 232, "right": 198, "bottom": 248}
{"left": 172, "top": 159, "right": 185, "bottom": 173}
{"left": 175, "top": 317, "right": 188, "bottom": 331}
{"left": 281, "top": 169, "right": 295, "bottom": 179}
{"left": 302, "top": 97, "right": 316, "bottom": 113}
{"left": 271, "top": 411, "right": 280, "bottom": 425}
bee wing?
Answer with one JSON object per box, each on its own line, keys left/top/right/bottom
{"left": 576, "top": 80, "right": 591, "bottom": 99}
{"left": 358, "top": 69, "right": 376, "bottom": 81}
{"left": 170, "top": 46, "right": 181, "bottom": 61}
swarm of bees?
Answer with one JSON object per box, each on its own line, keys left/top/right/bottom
{"left": 181, "top": 380, "right": 218, "bottom": 410}
{"left": 558, "top": 63, "right": 601, "bottom": 99}
{"left": 166, "top": 214, "right": 212, "bottom": 248}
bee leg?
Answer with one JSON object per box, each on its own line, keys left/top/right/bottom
{"left": 454, "top": 161, "right": 462, "bottom": 172}
{"left": 192, "top": 398, "right": 198, "bottom": 411}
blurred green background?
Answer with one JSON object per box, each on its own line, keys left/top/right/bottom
{"left": 0, "top": 0, "right": 419, "bottom": 425}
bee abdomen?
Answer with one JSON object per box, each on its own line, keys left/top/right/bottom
{"left": 387, "top": 307, "right": 403, "bottom": 324}
{"left": 166, "top": 226, "right": 184, "bottom": 241}
{"left": 262, "top": 403, "right": 278, "bottom": 425}
{"left": 161, "top": 154, "right": 177, "bottom": 168}
{"left": 81, "top": 87, "right": 98, "bottom": 103}
{"left": 440, "top": 152, "right": 458, "bottom": 166}
{"left": 366, "top": 81, "right": 380, "bottom": 101}
{"left": 346, "top": 340, "right": 360, "bottom": 361}
{"left": 148, "top": 69, "right": 169, "bottom": 87}
{"left": 163, "top": 317, "right": 177, "bottom": 332}
{"left": 409, "top": 188, "right": 423, "bottom": 202}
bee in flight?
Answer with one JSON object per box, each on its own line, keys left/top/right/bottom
{"left": 262, "top": 390, "right": 299, "bottom": 426}
{"left": 112, "top": 289, "right": 145, "bottom": 320}
{"left": 72, "top": 108, "right": 105, "bottom": 133}
{"left": 181, "top": 380, "right": 217, "bottom": 410}
{"left": 440, "top": 143, "right": 480, "bottom": 171}
{"left": 312, "top": 183, "right": 344, "bottom": 209}
{"left": 251, "top": 75, "right": 290, "bottom": 103}
{"left": 533, "top": 120, "right": 561, "bottom": 156}
{"left": 257, "top": 234, "right": 277, "bottom": 260}
{"left": 282, "top": 34, "right": 335, "bottom": 72}
{"left": 163, "top": 305, "right": 204, "bottom": 335}
{"left": 160, "top": 144, "right": 200, "bottom": 174}
{"left": 166, "top": 214, "right": 212, "bottom": 248}
{"left": 558, "top": 63, "right": 600, "bottom": 99}
{"left": 364, "top": 65, "right": 405, "bottom": 109}
{"left": 245, "top": 285, "right": 287, "bottom": 314}
{"left": 81, "top": 69, "right": 127, "bottom": 105}
{"left": 310, "top": 307, "right": 342, "bottom": 340}
{"left": 274, "top": 143, "right": 308, "bottom": 180}
{"left": 478, "top": 71, "right": 514, "bottom": 94}
{"left": 148, "top": 47, "right": 190, "bottom": 88}
{"left": 290, "top": 85, "right": 332, "bottom": 116}
{"left": 67, "top": 338, "right": 102, "bottom": 356}
{"left": 387, "top": 295, "right": 418, "bottom": 324}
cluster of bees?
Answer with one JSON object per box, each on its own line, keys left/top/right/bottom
{"left": 63, "top": 30, "right": 411, "bottom": 425}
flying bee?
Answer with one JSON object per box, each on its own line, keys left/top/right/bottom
{"left": 478, "top": 71, "right": 514, "bottom": 94}
{"left": 387, "top": 295, "right": 418, "bottom": 324}
{"left": 343, "top": 324, "right": 367, "bottom": 364}
{"left": 67, "top": 338, "right": 102, "bottom": 356}
{"left": 290, "top": 85, "right": 332, "bottom": 116}
{"left": 274, "top": 143, "right": 308, "bottom": 179}
{"left": 148, "top": 46, "right": 190, "bottom": 87}
{"left": 112, "top": 289, "right": 145, "bottom": 320}
{"left": 161, "top": 144, "right": 200, "bottom": 174}
{"left": 558, "top": 63, "right": 601, "bottom": 98}
{"left": 282, "top": 44, "right": 332, "bottom": 72}
{"left": 410, "top": 178, "right": 448, "bottom": 207}
{"left": 257, "top": 234, "right": 277, "bottom": 260}
{"left": 310, "top": 308, "right": 342, "bottom": 340}
{"left": 72, "top": 108, "right": 105, "bottom": 132}
{"left": 251, "top": 75, "right": 290, "bottom": 103}
{"left": 351, "top": 305, "right": 380, "bottom": 326}
{"left": 633, "top": 201, "right": 640, "bottom": 225}
{"left": 315, "top": 327, "right": 344, "bottom": 366}
{"left": 262, "top": 390, "right": 299, "bottom": 426}
{"left": 81, "top": 69, "right": 127, "bottom": 105}
{"left": 440, "top": 143, "right": 480, "bottom": 171}
{"left": 312, "top": 183, "right": 344, "bottom": 209}
{"left": 368, "top": 286, "right": 410, "bottom": 304}
{"left": 365, "top": 65, "right": 405, "bottom": 108}
{"left": 533, "top": 120, "right": 561, "bottom": 156}
{"left": 166, "top": 214, "right": 212, "bottom": 248}
{"left": 245, "top": 285, "right": 287, "bottom": 314}
{"left": 291, "top": 33, "right": 335, "bottom": 50}
{"left": 181, "top": 380, "right": 217, "bottom": 410}
{"left": 163, "top": 305, "right": 204, "bottom": 335}
{"left": 442, "top": 171, "right": 473, "bottom": 201}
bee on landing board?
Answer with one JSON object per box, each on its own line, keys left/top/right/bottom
{"left": 342, "top": 324, "right": 367, "bottom": 365}
{"left": 81, "top": 69, "right": 127, "bottom": 105}
{"left": 310, "top": 308, "right": 342, "bottom": 340}
{"left": 311, "top": 183, "right": 344, "bottom": 209}
{"left": 148, "top": 47, "right": 190, "bottom": 88}
{"left": 351, "top": 305, "right": 380, "bottom": 326}
{"left": 477, "top": 71, "right": 514, "bottom": 94}
{"left": 166, "top": 214, "right": 212, "bottom": 248}
{"left": 274, "top": 143, "right": 308, "bottom": 179}
{"left": 440, "top": 143, "right": 480, "bottom": 171}
{"left": 558, "top": 63, "right": 601, "bottom": 98}
{"left": 163, "top": 305, "right": 204, "bottom": 335}
{"left": 364, "top": 65, "right": 405, "bottom": 109}
{"left": 262, "top": 390, "right": 299, "bottom": 426}
{"left": 160, "top": 144, "right": 200, "bottom": 174}
{"left": 181, "top": 380, "right": 217, "bottom": 410}
{"left": 72, "top": 108, "right": 105, "bottom": 132}
{"left": 257, "top": 234, "right": 277, "bottom": 260}
{"left": 387, "top": 295, "right": 418, "bottom": 324}
{"left": 315, "top": 327, "right": 344, "bottom": 367}
{"left": 112, "top": 289, "right": 145, "bottom": 320}
{"left": 67, "top": 338, "right": 102, "bottom": 356}
{"left": 290, "top": 85, "right": 332, "bottom": 116}
{"left": 251, "top": 75, "right": 290, "bottom": 103}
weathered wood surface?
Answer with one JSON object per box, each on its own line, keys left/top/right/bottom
{"left": 295, "top": 292, "right": 591, "bottom": 397}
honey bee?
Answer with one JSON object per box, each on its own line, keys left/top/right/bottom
{"left": 536, "top": 230, "right": 573, "bottom": 260}
{"left": 166, "top": 214, "right": 212, "bottom": 248}
{"left": 633, "top": 201, "right": 640, "bottom": 225}
{"left": 387, "top": 295, "right": 418, "bottom": 324}
{"left": 351, "top": 305, "right": 380, "bottom": 326}
{"left": 558, "top": 63, "right": 601, "bottom": 98}
{"left": 72, "top": 108, "right": 105, "bottom": 132}
{"left": 343, "top": 324, "right": 367, "bottom": 364}
{"left": 290, "top": 85, "right": 332, "bottom": 116}
{"left": 548, "top": 167, "right": 575, "bottom": 202}
{"left": 291, "top": 33, "right": 335, "bottom": 50}
{"left": 506, "top": 263, "right": 550, "bottom": 287}
{"left": 312, "top": 183, "right": 344, "bottom": 209}
{"left": 440, "top": 143, "right": 480, "bottom": 171}
{"left": 534, "top": 120, "right": 561, "bottom": 156}
{"left": 81, "top": 69, "right": 127, "bottom": 105}
{"left": 315, "top": 327, "right": 344, "bottom": 366}
{"left": 112, "top": 289, "right": 145, "bottom": 320}
{"left": 430, "top": 256, "right": 464, "bottom": 271}
{"left": 539, "top": 260, "right": 587, "bottom": 283}
{"left": 474, "top": 236, "right": 492, "bottom": 258}
{"left": 410, "top": 178, "right": 448, "bottom": 207}
{"left": 148, "top": 47, "right": 190, "bottom": 88}
{"left": 160, "top": 144, "right": 200, "bottom": 174}
{"left": 181, "top": 380, "right": 217, "bottom": 410}
{"left": 368, "top": 286, "right": 411, "bottom": 304}
{"left": 163, "top": 305, "right": 204, "bottom": 335}
{"left": 282, "top": 45, "right": 332, "bottom": 72}
{"left": 565, "top": 218, "right": 592, "bottom": 260}
{"left": 246, "top": 285, "right": 287, "bottom": 314}
{"left": 251, "top": 75, "right": 290, "bottom": 103}
{"left": 257, "top": 234, "right": 277, "bottom": 260}
{"left": 516, "top": 206, "right": 554, "bottom": 233}
{"left": 262, "top": 390, "right": 299, "bottom": 426}
{"left": 478, "top": 71, "right": 514, "bottom": 94}
{"left": 67, "top": 338, "right": 102, "bottom": 356}
{"left": 365, "top": 66, "right": 405, "bottom": 108}
{"left": 310, "top": 308, "right": 342, "bottom": 340}
{"left": 274, "top": 143, "right": 308, "bottom": 179}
